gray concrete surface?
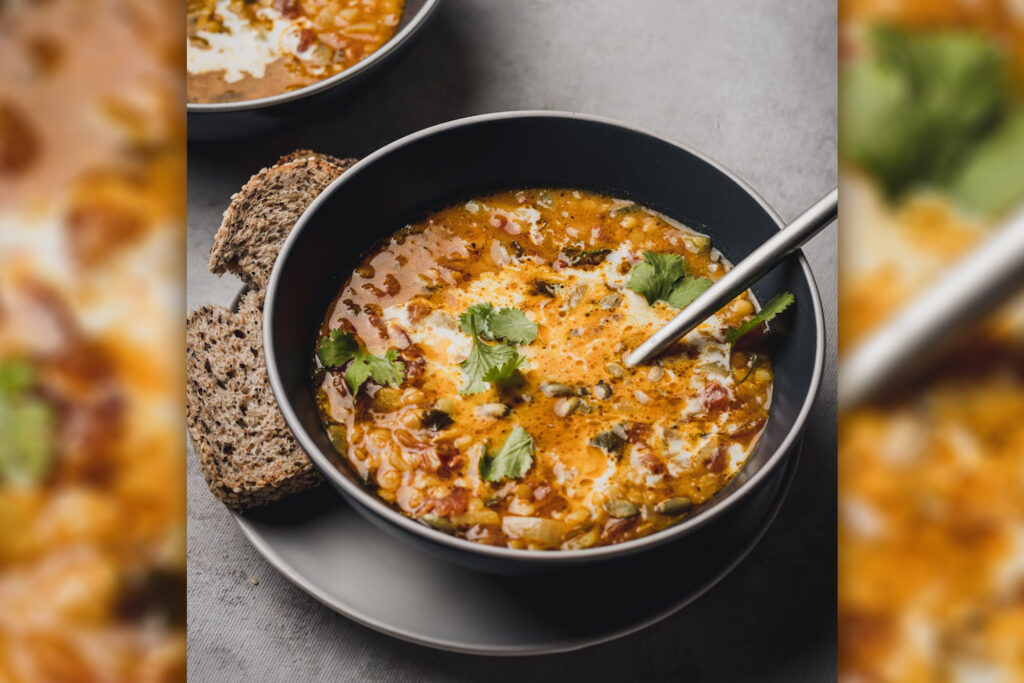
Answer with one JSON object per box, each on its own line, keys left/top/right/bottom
{"left": 187, "top": 0, "right": 837, "bottom": 680}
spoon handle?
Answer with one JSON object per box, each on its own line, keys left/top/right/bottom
{"left": 839, "top": 205, "right": 1024, "bottom": 409}
{"left": 626, "top": 188, "right": 837, "bottom": 367}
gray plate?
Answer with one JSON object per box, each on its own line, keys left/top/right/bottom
{"left": 232, "top": 442, "right": 799, "bottom": 656}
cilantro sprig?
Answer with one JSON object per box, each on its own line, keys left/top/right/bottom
{"left": 627, "top": 251, "right": 712, "bottom": 309}
{"left": 458, "top": 304, "right": 535, "bottom": 394}
{"left": 725, "top": 293, "right": 795, "bottom": 344}
{"left": 459, "top": 339, "right": 525, "bottom": 395}
{"left": 317, "top": 330, "right": 405, "bottom": 395}
{"left": 479, "top": 425, "right": 535, "bottom": 482}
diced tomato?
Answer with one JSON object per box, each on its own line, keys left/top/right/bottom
{"left": 273, "top": 0, "right": 300, "bottom": 18}
{"left": 296, "top": 28, "right": 316, "bottom": 53}
{"left": 424, "top": 487, "right": 469, "bottom": 516}
{"left": 702, "top": 381, "right": 730, "bottom": 412}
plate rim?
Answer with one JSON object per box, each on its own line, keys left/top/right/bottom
{"left": 231, "top": 441, "right": 802, "bottom": 656}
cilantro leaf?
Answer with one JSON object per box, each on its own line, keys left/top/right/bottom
{"left": 460, "top": 341, "right": 518, "bottom": 394}
{"left": 459, "top": 334, "right": 526, "bottom": 394}
{"left": 317, "top": 329, "right": 360, "bottom": 367}
{"left": 458, "top": 306, "right": 528, "bottom": 394}
{"left": 664, "top": 275, "right": 713, "bottom": 309}
{"left": 486, "top": 308, "right": 537, "bottom": 344}
{"left": 345, "top": 348, "right": 405, "bottom": 395}
{"left": 479, "top": 425, "right": 535, "bottom": 482}
{"left": 0, "top": 361, "right": 55, "bottom": 486}
{"left": 459, "top": 303, "right": 537, "bottom": 344}
{"left": 725, "top": 292, "right": 795, "bottom": 344}
{"left": 627, "top": 251, "right": 713, "bottom": 309}
{"left": 480, "top": 349, "right": 527, "bottom": 383}
{"left": 459, "top": 303, "right": 496, "bottom": 338}
{"left": 627, "top": 251, "right": 686, "bottom": 304}
{"left": 317, "top": 330, "right": 405, "bottom": 395}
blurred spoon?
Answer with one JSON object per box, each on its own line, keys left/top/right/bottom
{"left": 625, "top": 188, "right": 838, "bottom": 367}
{"left": 839, "top": 205, "right": 1024, "bottom": 409}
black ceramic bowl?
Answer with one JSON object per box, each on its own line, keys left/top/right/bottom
{"left": 187, "top": 0, "right": 440, "bottom": 141}
{"left": 264, "top": 111, "right": 824, "bottom": 574}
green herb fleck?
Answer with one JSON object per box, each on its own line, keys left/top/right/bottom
{"left": 421, "top": 409, "right": 454, "bottom": 431}
{"left": 458, "top": 303, "right": 497, "bottom": 338}
{"left": 589, "top": 428, "right": 627, "bottom": 456}
{"left": 725, "top": 293, "right": 795, "bottom": 344}
{"left": 735, "top": 353, "right": 763, "bottom": 385}
{"left": 663, "top": 274, "right": 714, "bottom": 309}
{"left": 531, "top": 279, "right": 562, "bottom": 298}
{"left": 479, "top": 425, "right": 535, "bottom": 482}
{"left": 420, "top": 513, "right": 455, "bottom": 533}
{"left": 561, "top": 247, "right": 612, "bottom": 268}
{"left": 627, "top": 251, "right": 712, "bottom": 309}
{"left": 0, "top": 360, "right": 55, "bottom": 486}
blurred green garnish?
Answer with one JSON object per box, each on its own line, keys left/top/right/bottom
{"left": 948, "top": 111, "right": 1024, "bottom": 215}
{"left": 841, "top": 26, "right": 1024, "bottom": 216}
{"left": 0, "top": 360, "right": 55, "bottom": 486}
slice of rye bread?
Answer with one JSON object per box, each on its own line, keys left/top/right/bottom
{"left": 208, "top": 152, "right": 355, "bottom": 298}
{"left": 188, "top": 152, "right": 354, "bottom": 508}
{"left": 275, "top": 148, "right": 352, "bottom": 168}
{"left": 187, "top": 291, "right": 320, "bottom": 507}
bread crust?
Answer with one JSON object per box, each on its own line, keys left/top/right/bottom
{"left": 188, "top": 152, "right": 354, "bottom": 508}
{"left": 208, "top": 154, "right": 355, "bottom": 296}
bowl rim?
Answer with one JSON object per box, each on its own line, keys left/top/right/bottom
{"left": 263, "top": 109, "right": 826, "bottom": 564}
{"left": 186, "top": 0, "right": 441, "bottom": 114}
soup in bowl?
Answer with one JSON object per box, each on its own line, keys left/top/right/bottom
{"left": 264, "top": 112, "right": 823, "bottom": 572}
{"left": 313, "top": 188, "right": 778, "bottom": 550}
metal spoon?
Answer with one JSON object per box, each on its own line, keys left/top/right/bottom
{"left": 625, "top": 188, "right": 838, "bottom": 367}
{"left": 838, "top": 205, "right": 1024, "bottom": 409}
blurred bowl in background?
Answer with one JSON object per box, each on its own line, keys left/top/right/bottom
{"left": 187, "top": 0, "right": 440, "bottom": 141}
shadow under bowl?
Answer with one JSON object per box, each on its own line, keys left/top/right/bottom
{"left": 264, "top": 110, "right": 824, "bottom": 574}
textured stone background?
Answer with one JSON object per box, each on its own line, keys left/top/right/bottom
{"left": 187, "top": 0, "right": 837, "bottom": 679}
